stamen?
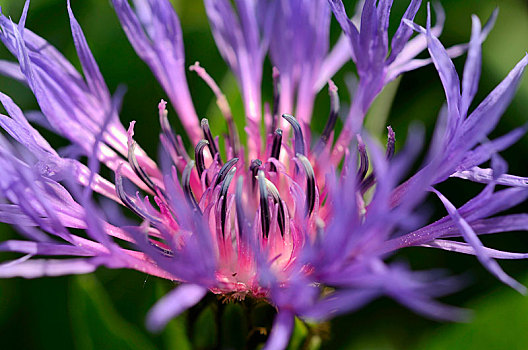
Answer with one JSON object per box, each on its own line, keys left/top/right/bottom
{"left": 249, "top": 159, "right": 262, "bottom": 189}
{"left": 282, "top": 114, "right": 305, "bottom": 156}
{"left": 182, "top": 161, "right": 201, "bottom": 214}
{"left": 213, "top": 157, "right": 238, "bottom": 188}
{"left": 269, "top": 128, "right": 282, "bottom": 172}
{"left": 195, "top": 139, "right": 210, "bottom": 186}
{"left": 296, "top": 154, "right": 316, "bottom": 216}
{"left": 271, "top": 67, "right": 280, "bottom": 132}
{"left": 128, "top": 139, "right": 158, "bottom": 194}
{"left": 159, "top": 100, "right": 190, "bottom": 162}
{"left": 360, "top": 127, "right": 396, "bottom": 194}
{"left": 264, "top": 178, "right": 286, "bottom": 237}
{"left": 386, "top": 126, "right": 396, "bottom": 160}
{"left": 235, "top": 177, "right": 246, "bottom": 237}
{"left": 115, "top": 168, "right": 163, "bottom": 226}
{"left": 201, "top": 118, "right": 221, "bottom": 163}
{"left": 219, "top": 167, "right": 237, "bottom": 238}
{"left": 315, "top": 80, "right": 340, "bottom": 153}
{"left": 356, "top": 135, "right": 369, "bottom": 182}
{"left": 257, "top": 170, "right": 271, "bottom": 239}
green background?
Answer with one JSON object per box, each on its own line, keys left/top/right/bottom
{"left": 1, "top": 0, "right": 528, "bottom": 349}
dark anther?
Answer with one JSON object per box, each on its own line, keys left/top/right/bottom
{"left": 219, "top": 167, "right": 237, "bottom": 238}
{"left": 282, "top": 114, "right": 305, "bottom": 156}
{"left": 269, "top": 128, "right": 282, "bottom": 172}
{"left": 264, "top": 178, "right": 286, "bottom": 237}
{"left": 214, "top": 157, "right": 239, "bottom": 188}
{"left": 360, "top": 127, "right": 396, "bottom": 194}
{"left": 249, "top": 159, "right": 262, "bottom": 189}
{"left": 315, "top": 80, "right": 340, "bottom": 153}
{"left": 386, "top": 126, "right": 396, "bottom": 160}
{"left": 271, "top": 67, "right": 280, "bottom": 132}
{"left": 257, "top": 170, "right": 271, "bottom": 239}
{"left": 297, "top": 154, "right": 316, "bottom": 217}
{"left": 356, "top": 135, "right": 369, "bottom": 182}
{"left": 195, "top": 139, "right": 210, "bottom": 186}
{"left": 235, "top": 177, "right": 246, "bottom": 237}
{"left": 201, "top": 118, "right": 221, "bottom": 164}
{"left": 128, "top": 140, "right": 158, "bottom": 194}
{"left": 182, "top": 161, "right": 202, "bottom": 214}
{"left": 115, "top": 168, "right": 163, "bottom": 226}
{"left": 160, "top": 105, "right": 190, "bottom": 162}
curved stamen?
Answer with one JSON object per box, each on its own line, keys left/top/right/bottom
{"left": 235, "top": 177, "right": 247, "bottom": 237}
{"left": 271, "top": 67, "right": 280, "bottom": 132}
{"left": 258, "top": 170, "right": 271, "bottom": 239}
{"left": 214, "top": 157, "right": 239, "bottom": 188}
{"left": 269, "top": 128, "right": 282, "bottom": 172}
{"left": 315, "top": 80, "right": 340, "bottom": 153}
{"left": 201, "top": 118, "right": 221, "bottom": 163}
{"left": 250, "top": 159, "right": 262, "bottom": 189}
{"left": 219, "top": 167, "right": 237, "bottom": 238}
{"left": 115, "top": 168, "right": 163, "bottom": 226}
{"left": 182, "top": 161, "right": 201, "bottom": 214}
{"left": 128, "top": 140, "right": 158, "bottom": 194}
{"left": 386, "top": 126, "right": 396, "bottom": 160}
{"left": 360, "top": 127, "right": 397, "bottom": 194}
{"left": 296, "top": 154, "right": 316, "bottom": 217}
{"left": 264, "top": 178, "right": 286, "bottom": 237}
{"left": 282, "top": 114, "right": 305, "bottom": 156}
{"left": 195, "top": 139, "right": 210, "bottom": 186}
{"left": 357, "top": 135, "right": 369, "bottom": 182}
{"left": 159, "top": 100, "right": 190, "bottom": 162}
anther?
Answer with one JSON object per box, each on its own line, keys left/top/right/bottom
{"left": 386, "top": 126, "right": 396, "bottom": 160}
{"left": 127, "top": 140, "right": 158, "bottom": 194}
{"left": 219, "top": 167, "right": 236, "bottom": 238}
{"left": 258, "top": 170, "right": 271, "bottom": 239}
{"left": 159, "top": 100, "right": 190, "bottom": 162}
{"left": 264, "top": 178, "right": 286, "bottom": 237}
{"left": 195, "top": 139, "right": 210, "bottom": 186}
{"left": 250, "top": 159, "right": 262, "bottom": 189}
{"left": 282, "top": 114, "right": 306, "bottom": 156}
{"left": 296, "top": 154, "right": 316, "bottom": 217}
{"left": 115, "top": 168, "right": 163, "bottom": 226}
{"left": 201, "top": 118, "right": 221, "bottom": 163}
{"left": 269, "top": 128, "right": 282, "bottom": 172}
{"left": 356, "top": 135, "right": 369, "bottom": 182}
{"left": 182, "top": 161, "right": 201, "bottom": 214}
{"left": 214, "top": 158, "right": 238, "bottom": 188}
{"left": 315, "top": 80, "right": 340, "bottom": 153}
{"left": 235, "top": 177, "right": 247, "bottom": 237}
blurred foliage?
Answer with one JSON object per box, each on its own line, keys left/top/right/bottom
{"left": 1, "top": 0, "right": 528, "bottom": 349}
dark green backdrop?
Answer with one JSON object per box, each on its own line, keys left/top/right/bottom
{"left": 1, "top": 0, "right": 527, "bottom": 349}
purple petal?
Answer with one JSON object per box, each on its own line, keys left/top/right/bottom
{"left": 67, "top": 0, "right": 110, "bottom": 105}
{"left": 146, "top": 284, "right": 207, "bottom": 332}
{"left": 421, "top": 239, "right": 528, "bottom": 260}
{"left": 262, "top": 310, "right": 294, "bottom": 350}
{"left": 459, "top": 15, "right": 482, "bottom": 117}
{"left": 433, "top": 189, "right": 526, "bottom": 294}
{"left": 0, "top": 258, "right": 98, "bottom": 278}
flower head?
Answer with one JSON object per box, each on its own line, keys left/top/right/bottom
{"left": 0, "top": 0, "right": 527, "bottom": 348}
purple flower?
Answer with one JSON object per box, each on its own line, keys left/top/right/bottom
{"left": 0, "top": 0, "right": 527, "bottom": 348}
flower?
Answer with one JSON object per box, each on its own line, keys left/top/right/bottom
{"left": 0, "top": 0, "right": 527, "bottom": 349}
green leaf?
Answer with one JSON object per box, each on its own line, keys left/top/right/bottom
{"left": 69, "top": 275, "right": 157, "bottom": 350}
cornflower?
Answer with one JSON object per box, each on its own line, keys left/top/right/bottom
{"left": 0, "top": 0, "right": 527, "bottom": 348}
